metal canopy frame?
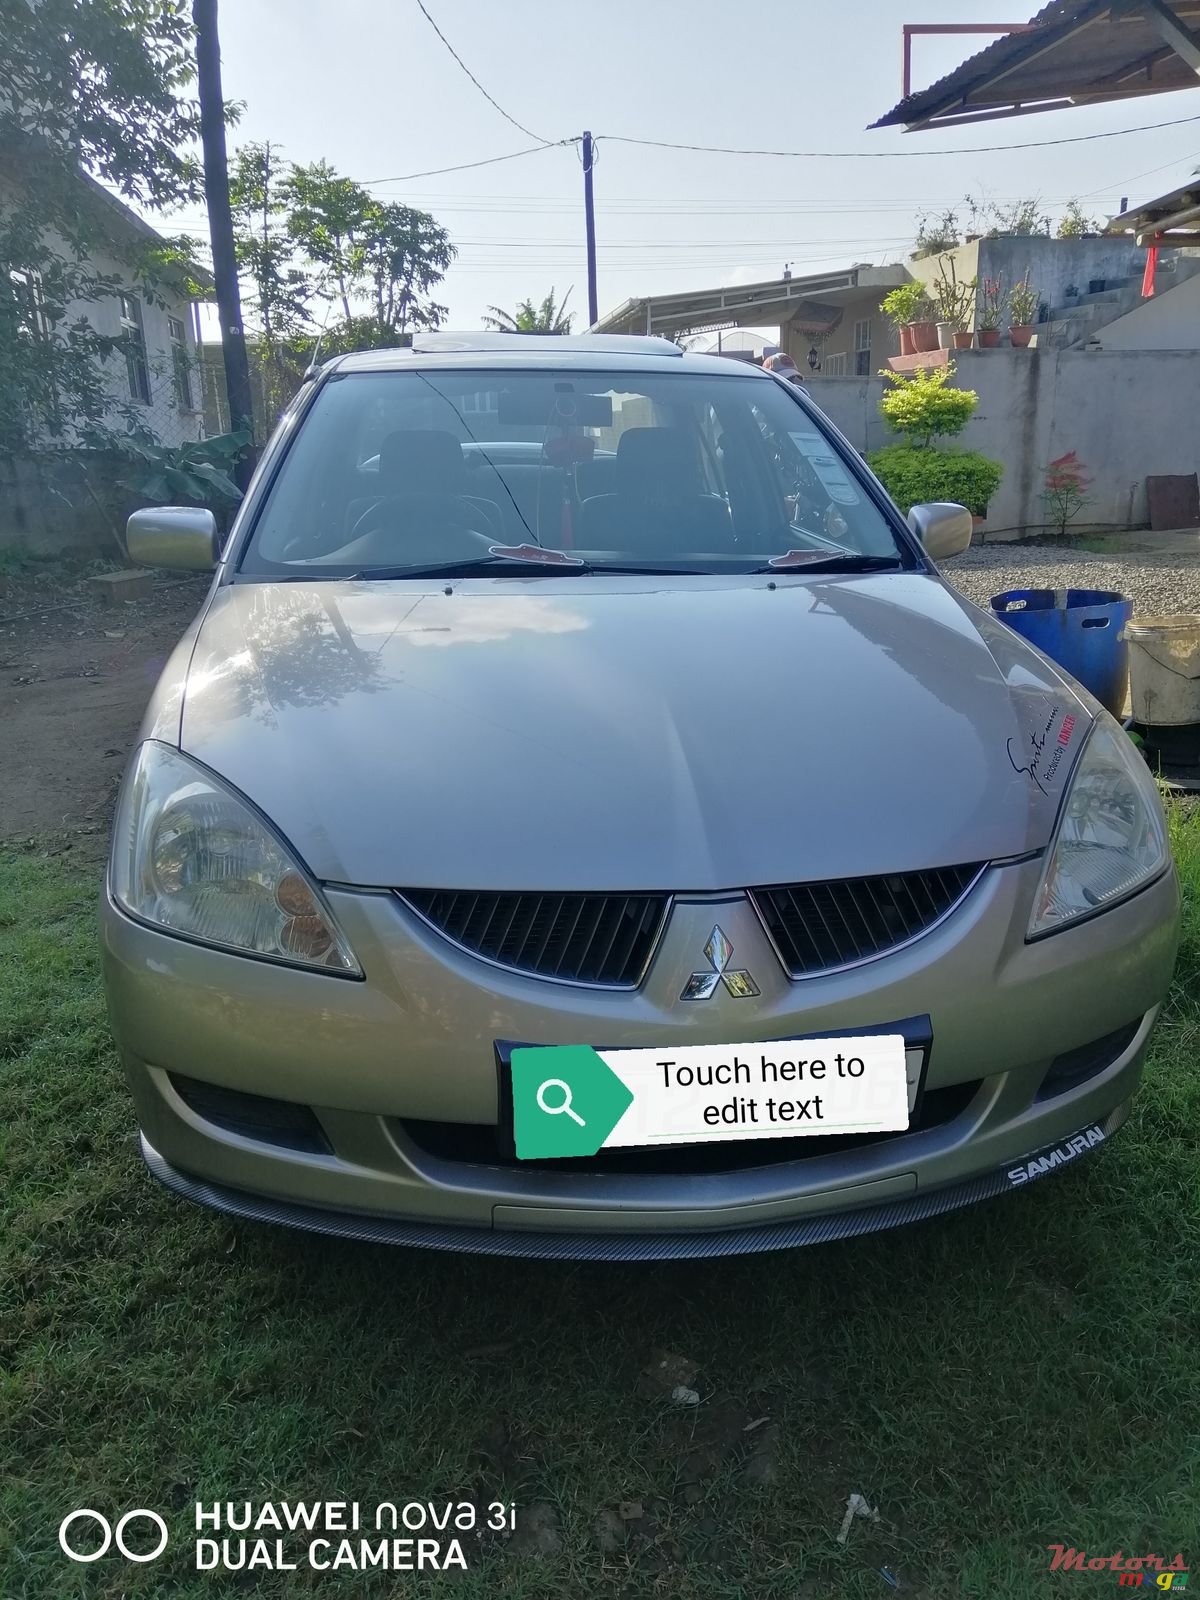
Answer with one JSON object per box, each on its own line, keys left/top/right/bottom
{"left": 874, "top": 0, "right": 1200, "bottom": 132}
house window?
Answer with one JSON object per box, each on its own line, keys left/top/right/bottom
{"left": 10, "top": 269, "right": 49, "bottom": 339}
{"left": 168, "top": 315, "right": 194, "bottom": 411}
{"left": 823, "top": 352, "right": 847, "bottom": 376}
{"left": 119, "top": 293, "right": 151, "bottom": 404}
{"left": 853, "top": 318, "right": 871, "bottom": 377}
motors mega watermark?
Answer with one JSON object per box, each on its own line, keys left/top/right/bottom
{"left": 1047, "top": 1546, "right": 1189, "bottom": 1588}
{"left": 58, "top": 1500, "right": 517, "bottom": 1572}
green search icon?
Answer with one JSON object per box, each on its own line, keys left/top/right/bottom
{"left": 536, "top": 1078, "right": 585, "bottom": 1126}
{"left": 511, "top": 1044, "right": 633, "bottom": 1159}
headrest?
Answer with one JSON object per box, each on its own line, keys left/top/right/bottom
{"left": 378, "top": 429, "right": 465, "bottom": 493}
{"left": 615, "top": 427, "right": 700, "bottom": 497}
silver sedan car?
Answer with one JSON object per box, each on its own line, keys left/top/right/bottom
{"left": 102, "top": 333, "right": 1179, "bottom": 1259}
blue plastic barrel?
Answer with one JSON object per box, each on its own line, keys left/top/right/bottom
{"left": 989, "top": 588, "right": 1132, "bottom": 715}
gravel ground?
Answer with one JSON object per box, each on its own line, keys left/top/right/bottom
{"left": 943, "top": 538, "right": 1200, "bottom": 620}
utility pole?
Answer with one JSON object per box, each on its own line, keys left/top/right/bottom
{"left": 192, "top": 0, "right": 255, "bottom": 472}
{"left": 582, "top": 130, "right": 598, "bottom": 327}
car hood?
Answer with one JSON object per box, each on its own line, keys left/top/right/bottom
{"left": 178, "top": 574, "right": 1093, "bottom": 891}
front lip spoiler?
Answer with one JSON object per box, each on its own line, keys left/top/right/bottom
{"left": 139, "top": 1105, "right": 1129, "bottom": 1261}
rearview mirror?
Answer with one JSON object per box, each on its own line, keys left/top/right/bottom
{"left": 907, "top": 502, "right": 973, "bottom": 562}
{"left": 126, "top": 506, "right": 219, "bottom": 572}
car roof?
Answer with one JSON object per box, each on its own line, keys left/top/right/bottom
{"left": 322, "top": 332, "right": 771, "bottom": 381}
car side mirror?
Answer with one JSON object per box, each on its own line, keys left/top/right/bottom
{"left": 907, "top": 502, "right": 973, "bottom": 561}
{"left": 126, "top": 506, "right": 220, "bottom": 572}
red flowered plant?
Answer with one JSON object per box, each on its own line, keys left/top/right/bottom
{"left": 1042, "top": 451, "right": 1093, "bottom": 535}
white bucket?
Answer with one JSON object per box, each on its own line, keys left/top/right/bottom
{"left": 1126, "top": 614, "right": 1200, "bottom": 725}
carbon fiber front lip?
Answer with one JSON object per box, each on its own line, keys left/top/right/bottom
{"left": 140, "top": 1103, "right": 1129, "bottom": 1261}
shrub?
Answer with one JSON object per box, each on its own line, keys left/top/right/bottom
{"left": 867, "top": 445, "right": 1004, "bottom": 516}
{"left": 879, "top": 362, "right": 978, "bottom": 447}
{"left": 881, "top": 280, "right": 934, "bottom": 329}
{"left": 1041, "top": 450, "right": 1092, "bottom": 534}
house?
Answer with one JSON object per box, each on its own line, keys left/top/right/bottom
{"left": 591, "top": 263, "right": 913, "bottom": 377}
{"left": 1, "top": 148, "right": 210, "bottom": 448}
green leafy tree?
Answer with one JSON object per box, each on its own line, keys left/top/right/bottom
{"left": 1057, "top": 200, "right": 1100, "bottom": 239}
{"left": 285, "top": 160, "right": 372, "bottom": 325}
{"left": 870, "top": 360, "right": 1003, "bottom": 518}
{"left": 285, "top": 163, "right": 453, "bottom": 339}
{"left": 229, "top": 142, "right": 312, "bottom": 415}
{"left": 878, "top": 363, "right": 978, "bottom": 449}
{"left": 1, "top": 0, "right": 206, "bottom": 450}
{"left": 482, "top": 287, "right": 574, "bottom": 334}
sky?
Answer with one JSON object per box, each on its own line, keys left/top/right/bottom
{"left": 164, "top": 0, "right": 1200, "bottom": 338}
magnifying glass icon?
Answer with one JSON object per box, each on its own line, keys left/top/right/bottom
{"left": 536, "top": 1078, "right": 586, "bottom": 1127}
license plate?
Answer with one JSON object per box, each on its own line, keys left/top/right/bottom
{"left": 498, "top": 1021, "right": 929, "bottom": 1162}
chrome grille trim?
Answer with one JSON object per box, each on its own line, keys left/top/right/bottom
{"left": 750, "top": 864, "right": 986, "bottom": 979}
{"left": 396, "top": 890, "right": 672, "bottom": 989}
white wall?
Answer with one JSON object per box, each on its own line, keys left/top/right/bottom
{"left": 806, "top": 348, "right": 1200, "bottom": 538}
{"left": 1096, "top": 271, "right": 1200, "bottom": 350}
{"left": 0, "top": 172, "right": 203, "bottom": 448}
{"left": 64, "top": 237, "right": 203, "bottom": 446}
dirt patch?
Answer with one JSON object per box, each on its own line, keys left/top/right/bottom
{"left": 0, "top": 565, "right": 209, "bottom": 855}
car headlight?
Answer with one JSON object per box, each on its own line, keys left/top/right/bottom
{"left": 1029, "top": 718, "right": 1168, "bottom": 938}
{"left": 110, "top": 741, "right": 360, "bottom": 974}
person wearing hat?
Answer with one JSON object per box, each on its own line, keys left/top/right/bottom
{"left": 763, "top": 351, "right": 805, "bottom": 386}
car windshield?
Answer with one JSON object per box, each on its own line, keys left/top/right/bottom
{"left": 237, "top": 366, "right": 912, "bottom": 578}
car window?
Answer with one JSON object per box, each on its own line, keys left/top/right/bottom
{"left": 238, "top": 367, "right": 909, "bottom": 577}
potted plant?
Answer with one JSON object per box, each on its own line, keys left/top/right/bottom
{"left": 931, "top": 260, "right": 975, "bottom": 350}
{"left": 977, "top": 277, "right": 1005, "bottom": 347}
{"left": 881, "top": 281, "right": 937, "bottom": 356}
{"left": 1008, "top": 274, "right": 1039, "bottom": 347}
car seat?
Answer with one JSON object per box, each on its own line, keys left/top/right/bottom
{"left": 577, "top": 427, "right": 732, "bottom": 556}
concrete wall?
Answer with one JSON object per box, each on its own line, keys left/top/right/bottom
{"left": 806, "top": 347, "right": 1200, "bottom": 538}
{"left": 1097, "top": 270, "right": 1200, "bottom": 350}
{"left": 908, "top": 236, "right": 1147, "bottom": 328}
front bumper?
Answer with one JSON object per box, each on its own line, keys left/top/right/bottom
{"left": 141, "top": 1102, "right": 1130, "bottom": 1260}
{"left": 102, "top": 856, "right": 1179, "bottom": 1255}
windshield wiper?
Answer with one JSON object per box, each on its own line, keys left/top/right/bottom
{"left": 750, "top": 552, "right": 905, "bottom": 575}
{"left": 348, "top": 554, "right": 710, "bottom": 580}
{"left": 349, "top": 552, "right": 596, "bottom": 580}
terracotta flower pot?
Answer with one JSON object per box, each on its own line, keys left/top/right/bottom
{"left": 909, "top": 320, "right": 938, "bottom": 353}
{"left": 953, "top": 329, "right": 974, "bottom": 350}
{"left": 1009, "top": 324, "right": 1034, "bottom": 348}
{"left": 899, "top": 324, "right": 915, "bottom": 356}
{"left": 978, "top": 327, "right": 1001, "bottom": 348}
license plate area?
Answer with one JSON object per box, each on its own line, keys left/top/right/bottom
{"left": 496, "top": 1016, "right": 932, "bottom": 1162}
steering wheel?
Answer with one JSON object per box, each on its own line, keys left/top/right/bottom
{"left": 349, "top": 492, "right": 497, "bottom": 559}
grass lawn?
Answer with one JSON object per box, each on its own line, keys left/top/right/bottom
{"left": 1, "top": 815, "right": 1198, "bottom": 1599}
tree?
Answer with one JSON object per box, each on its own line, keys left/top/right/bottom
{"left": 483, "top": 287, "right": 574, "bottom": 334}
{"left": 1, "top": 0, "right": 205, "bottom": 450}
{"left": 1057, "top": 200, "right": 1100, "bottom": 239}
{"left": 285, "top": 164, "right": 453, "bottom": 337}
{"left": 878, "top": 363, "right": 978, "bottom": 449}
{"left": 229, "top": 142, "right": 312, "bottom": 415}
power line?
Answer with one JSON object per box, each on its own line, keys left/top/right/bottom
{"left": 415, "top": 0, "right": 551, "bottom": 145}
{"left": 363, "top": 139, "right": 577, "bottom": 185}
{"left": 597, "top": 111, "right": 1200, "bottom": 159}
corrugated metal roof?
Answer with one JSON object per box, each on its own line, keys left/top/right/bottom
{"left": 873, "top": 0, "right": 1200, "bottom": 131}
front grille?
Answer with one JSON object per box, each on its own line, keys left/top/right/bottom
{"left": 398, "top": 890, "right": 669, "bottom": 987}
{"left": 752, "top": 864, "right": 984, "bottom": 977}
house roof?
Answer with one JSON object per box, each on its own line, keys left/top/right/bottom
{"left": 872, "top": 0, "right": 1200, "bottom": 132}
{"left": 77, "top": 171, "right": 215, "bottom": 297}
{"left": 1106, "top": 177, "right": 1200, "bottom": 242}
{"left": 591, "top": 264, "right": 911, "bottom": 338}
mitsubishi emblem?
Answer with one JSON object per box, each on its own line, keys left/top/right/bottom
{"left": 680, "top": 925, "right": 760, "bottom": 1001}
